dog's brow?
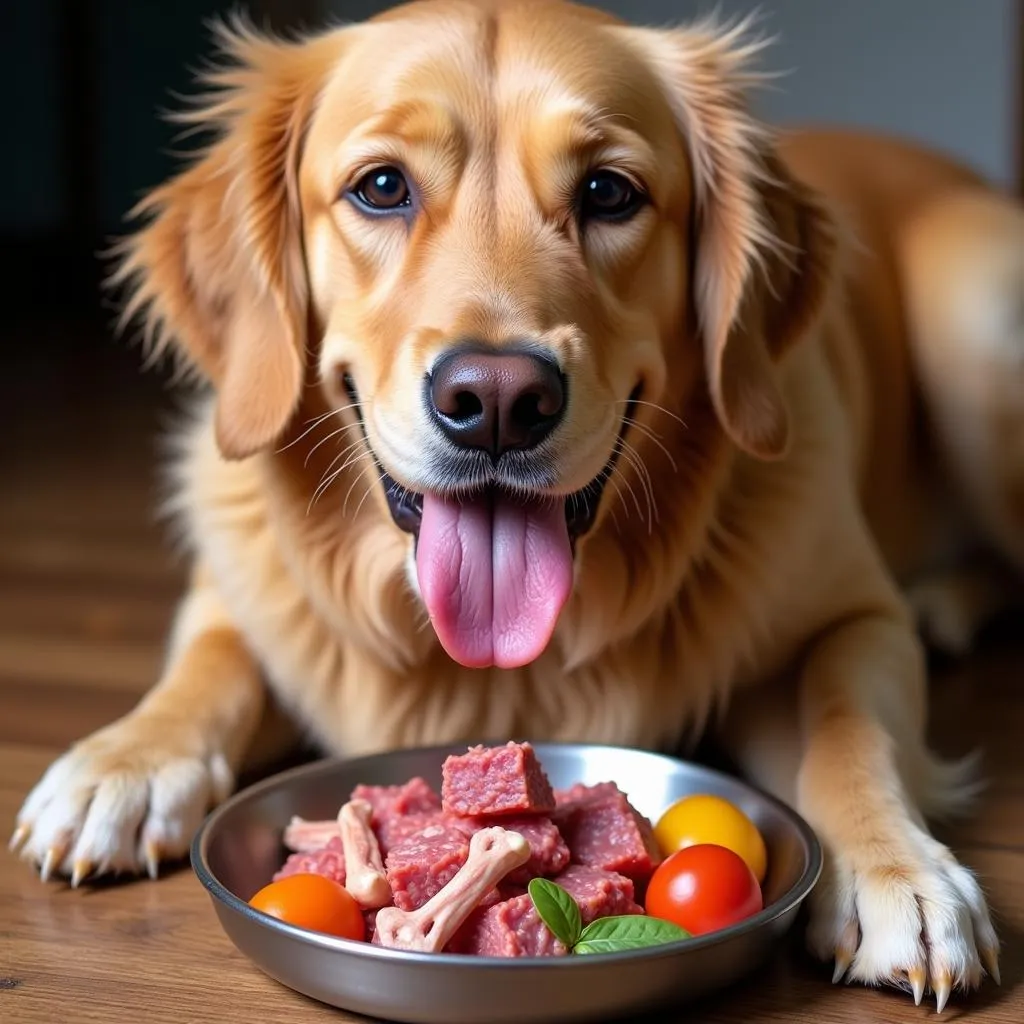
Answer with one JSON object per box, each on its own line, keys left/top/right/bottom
{"left": 521, "top": 101, "right": 659, "bottom": 195}
{"left": 546, "top": 104, "right": 647, "bottom": 149}
{"left": 358, "top": 99, "right": 466, "bottom": 151}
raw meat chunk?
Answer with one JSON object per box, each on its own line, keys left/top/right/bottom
{"left": 350, "top": 778, "right": 444, "bottom": 857}
{"left": 554, "top": 781, "right": 622, "bottom": 808}
{"left": 442, "top": 742, "right": 555, "bottom": 816}
{"left": 272, "top": 835, "right": 346, "bottom": 884}
{"left": 556, "top": 864, "right": 643, "bottom": 922}
{"left": 376, "top": 811, "right": 447, "bottom": 859}
{"left": 553, "top": 782, "right": 661, "bottom": 884}
{"left": 455, "top": 815, "right": 570, "bottom": 884}
{"left": 451, "top": 890, "right": 562, "bottom": 957}
{"left": 450, "top": 865, "right": 641, "bottom": 957}
{"left": 351, "top": 777, "right": 442, "bottom": 819}
{"left": 385, "top": 824, "right": 470, "bottom": 911}
{"left": 375, "top": 827, "right": 532, "bottom": 953}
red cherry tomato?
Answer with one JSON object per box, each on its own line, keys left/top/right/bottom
{"left": 645, "top": 844, "right": 763, "bottom": 936}
{"left": 249, "top": 873, "right": 366, "bottom": 940}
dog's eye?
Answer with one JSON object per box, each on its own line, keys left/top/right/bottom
{"left": 350, "top": 167, "right": 411, "bottom": 212}
{"left": 579, "top": 171, "right": 645, "bottom": 222}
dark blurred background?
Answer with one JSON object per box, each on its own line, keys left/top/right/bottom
{"left": 3, "top": 0, "right": 318, "bottom": 330}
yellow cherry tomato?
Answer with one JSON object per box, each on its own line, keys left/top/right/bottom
{"left": 653, "top": 794, "right": 768, "bottom": 883}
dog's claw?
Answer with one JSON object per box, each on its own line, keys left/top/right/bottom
{"left": 831, "top": 949, "right": 853, "bottom": 984}
{"left": 933, "top": 972, "right": 952, "bottom": 1014}
{"left": 981, "top": 946, "right": 1001, "bottom": 986}
{"left": 39, "top": 846, "right": 62, "bottom": 883}
{"left": 145, "top": 841, "right": 160, "bottom": 881}
{"left": 70, "top": 859, "right": 92, "bottom": 889}
{"left": 908, "top": 967, "right": 926, "bottom": 1006}
{"left": 8, "top": 822, "right": 31, "bottom": 853}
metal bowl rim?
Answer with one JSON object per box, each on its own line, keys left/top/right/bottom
{"left": 191, "top": 740, "right": 822, "bottom": 969}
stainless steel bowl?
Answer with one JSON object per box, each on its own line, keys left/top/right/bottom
{"left": 192, "top": 742, "right": 821, "bottom": 1023}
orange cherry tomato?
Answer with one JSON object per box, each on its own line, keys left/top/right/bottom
{"left": 249, "top": 873, "right": 366, "bottom": 940}
{"left": 645, "top": 844, "right": 763, "bottom": 936}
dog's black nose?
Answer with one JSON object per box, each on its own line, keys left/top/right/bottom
{"left": 427, "top": 347, "right": 565, "bottom": 456}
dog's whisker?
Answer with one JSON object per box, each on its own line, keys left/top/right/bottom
{"left": 352, "top": 472, "right": 385, "bottom": 520}
{"left": 627, "top": 421, "right": 679, "bottom": 474}
{"left": 307, "top": 471, "right": 341, "bottom": 515}
{"left": 303, "top": 421, "right": 364, "bottom": 467}
{"left": 276, "top": 403, "right": 360, "bottom": 454}
{"left": 616, "top": 398, "right": 688, "bottom": 429}
{"left": 315, "top": 444, "right": 372, "bottom": 491}
{"left": 308, "top": 451, "right": 375, "bottom": 514}
{"left": 342, "top": 462, "right": 379, "bottom": 519}
{"left": 619, "top": 435, "right": 658, "bottom": 511}
{"left": 607, "top": 501, "right": 622, "bottom": 536}
{"left": 616, "top": 439, "right": 659, "bottom": 531}
{"left": 633, "top": 457, "right": 660, "bottom": 532}
{"left": 318, "top": 435, "right": 370, "bottom": 481}
{"left": 310, "top": 454, "right": 372, "bottom": 511}
{"left": 610, "top": 473, "right": 640, "bottom": 524}
{"left": 312, "top": 432, "right": 368, "bottom": 483}
{"left": 609, "top": 446, "right": 645, "bottom": 522}
{"left": 329, "top": 452, "right": 376, "bottom": 492}
{"left": 335, "top": 442, "right": 376, "bottom": 476}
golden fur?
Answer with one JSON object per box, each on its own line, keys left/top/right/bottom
{"left": 15, "top": 0, "right": 1022, "bottom": 1005}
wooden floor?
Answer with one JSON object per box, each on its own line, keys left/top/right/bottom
{"left": 1, "top": 322, "right": 1022, "bottom": 1023}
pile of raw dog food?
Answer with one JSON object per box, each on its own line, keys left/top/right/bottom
{"left": 276, "top": 741, "right": 662, "bottom": 956}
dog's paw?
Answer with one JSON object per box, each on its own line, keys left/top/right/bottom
{"left": 9, "top": 715, "right": 234, "bottom": 886}
{"left": 806, "top": 826, "right": 1000, "bottom": 1011}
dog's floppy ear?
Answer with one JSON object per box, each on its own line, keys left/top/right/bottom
{"left": 113, "top": 20, "right": 339, "bottom": 459}
{"left": 624, "top": 19, "right": 838, "bottom": 459}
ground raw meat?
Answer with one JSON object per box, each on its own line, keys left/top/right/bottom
{"left": 450, "top": 890, "right": 563, "bottom": 957}
{"left": 455, "top": 815, "right": 570, "bottom": 884}
{"left": 350, "top": 778, "right": 444, "bottom": 857}
{"left": 385, "top": 823, "right": 471, "bottom": 911}
{"left": 375, "top": 810, "right": 448, "bottom": 859}
{"left": 442, "top": 742, "right": 556, "bottom": 816}
{"left": 449, "top": 865, "right": 642, "bottom": 957}
{"left": 553, "top": 782, "right": 661, "bottom": 885}
{"left": 554, "top": 781, "right": 622, "bottom": 808}
{"left": 352, "top": 777, "right": 442, "bottom": 819}
{"left": 272, "top": 835, "right": 346, "bottom": 884}
{"left": 557, "top": 864, "right": 643, "bottom": 922}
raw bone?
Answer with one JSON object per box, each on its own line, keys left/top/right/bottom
{"left": 375, "top": 827, "right": 530, "bottom": 952}
{"left": 283, "top": 816, "right": 339, "bottom": 853}
{"left": 339, "top": 799, "right": 392, "bottom": 909}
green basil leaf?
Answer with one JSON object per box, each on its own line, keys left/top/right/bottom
{"left": 574, "top": 915, "right": 690, "bottom": 955}
{"left": 528, "top": 878, "right": 582, "bottom": 948}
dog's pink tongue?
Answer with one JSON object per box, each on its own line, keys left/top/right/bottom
{"left": 416, "top": 491, "right": 573, "bottom": 669}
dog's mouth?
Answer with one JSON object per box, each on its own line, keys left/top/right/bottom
{"left": 342, "top": 375, "right": 639, "bottom": 670}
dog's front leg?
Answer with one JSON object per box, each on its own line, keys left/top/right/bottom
{"left": 721, "top": 612, "right": 999, "bottom": 1009}
{"left": 11, "top": 563, "right": 265, "bottom": 885}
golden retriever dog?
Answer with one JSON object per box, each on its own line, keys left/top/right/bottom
{"left": 12, "top": 0, "right": 1019, "bottom": 1007}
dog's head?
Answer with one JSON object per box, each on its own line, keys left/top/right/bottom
{"left": 117, "top": 0, "right": 836, "bottom": 670}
